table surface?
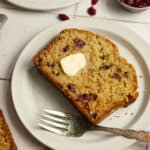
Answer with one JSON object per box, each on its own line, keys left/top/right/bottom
{"left": 0, "top": 0, "right": 150, "bottom": 149}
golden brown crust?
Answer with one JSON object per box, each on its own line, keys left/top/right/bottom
{"left": 34, "top": 28, "right": 138, "bottom": 124}
{"left": 0, "top": 110, "right": 17, "bottom": 150}
{"left": 34, "top": 28, "right": 119, "bottom": 65}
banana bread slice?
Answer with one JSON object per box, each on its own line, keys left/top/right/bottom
{"left": 34, "top": 28, "right": 138, "bottom": 124}
{"left": 0, "top": 110, "right": 17, "bottom": 150}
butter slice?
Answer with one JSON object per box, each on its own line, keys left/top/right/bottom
{"left": 60, "top": 53, "right": 86, "bottom": 76}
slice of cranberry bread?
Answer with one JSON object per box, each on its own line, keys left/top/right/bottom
{"left": 34, "top": 28, "right": 138, "bottom": 124}
{"left": 0, "top": 110, "right": 17, "bottom": 150}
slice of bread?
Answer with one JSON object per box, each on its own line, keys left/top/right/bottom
{"left": 34, "top": 28, "right": 138, "bottom": 124}
{"left": 0, "top": 110, "right": 17, "bottom": 150}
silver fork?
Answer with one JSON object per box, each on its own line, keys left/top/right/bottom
{"left": 39, "top": 110, "right": 150, "bottom": 142}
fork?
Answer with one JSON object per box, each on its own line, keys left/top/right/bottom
{"left": 39, "top": 110, "right": 150, "bottom": 142}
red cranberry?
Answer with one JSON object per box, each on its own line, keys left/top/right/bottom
{"left": 111, "top": 73, "right": 122, "bottom": 81}
{"left": 87, "top": 6, "right": 96, "bottom": 16}
{"left": 91, "top": 0, "right": 99, "bottom": 5}
{"left": 146, "top": 0, "right": 150, "bottom": 3}
{"left": 58, "top": 14, "right": 69, "bottom": 21}
{"left": 77, "top": 94, "right": 90, "bottom": 101}
{"left": 127, "top": 94, "right": 134, "bottom": 100}
{"left": 47, "top": 63, "right": 55, "bottom": 68}
{"left": 77, "top": 93, "right": 97, "bottom": 101}
{"left": 125, "top": 0, "right": 135, "bottom": 5}
{"left": 76, "top": 93, "right": 97, "bottom": 112}
{"left": 74, "top": 38, "right": 85, "bottom": 48}
{"left": 67, "top": 84, "right": 76, "bottom": 93}
{"left": 134, "top": 1, "right": 149, "bottom": 7}
{"left": 121, "top": 0, "right": 150, "bottom": 7}
{"left": 63, "top": 45, "right": 69, "bottom": 52}
{"left": 100, "top": 65, "right": 112, "bottom": 70}
{"left": 77, "top": 94, "right": 86, "bottom": 101}
{"left": 82, "top": 94, "right": 92, "bottom": 101}
{"left": 84, "top": 102, "right": 90, "bottom": 111}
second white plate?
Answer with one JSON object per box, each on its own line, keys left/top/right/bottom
{"left": 11, "top": 18, "right": 150, "bottom": 150}
{"left": 6, "top": 0, "right": 80, "bottom": 11}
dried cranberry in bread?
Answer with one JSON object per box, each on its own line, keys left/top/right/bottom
{"left": 34, "top": 28, "right": 138, "bottom": 124}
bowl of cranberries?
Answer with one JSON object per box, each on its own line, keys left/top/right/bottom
{"left": 118, "top": 0, "right": 150, "bottom": 12}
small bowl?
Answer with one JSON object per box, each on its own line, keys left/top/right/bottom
{"left": 117, "top": 0, "right": 150, "bottom": 12}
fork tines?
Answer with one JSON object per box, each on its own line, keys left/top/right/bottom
{"left": 39, "top": 110, "right": 69, "bottom": 135}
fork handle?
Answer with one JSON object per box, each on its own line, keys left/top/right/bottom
{"left": 92, "top": 126, "right": 150, "bottom": 142}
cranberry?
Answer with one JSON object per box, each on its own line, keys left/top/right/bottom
{"left": 58, "top": 14, "right": 69, "bottom": 21}
{"left": 87, "top": 6, "right": 96, "bottom": 16}
{"left": 47, "top": 63, "right": 55, "bottom": 68}
{"left": 82, "top": 94, "right": 92, "bottom": 101}
{"left": 111, "top": 73, "right": 122, "bottom": 81}
{"left": 134, "top": 1, "right": 149, "bottom": 7}
{"left": 100, "top": 65, "right": 112, "bottom": 70}
{"left": 67, "top": 84, "right": 76, "bottom": 93}
{"left": 125, "top": 0, "right": 135, "bottom": 5}
{"left": 76, "top": 94, "right": 91, "bottom": 111}
{"left": 84, "top": 102, "right": 90, "bottom": 111}
{"left": 121, "top": 0, "right": 150, "bottom": 7}
{"left": 146, "top": 0, "right": 150, "bottom": 3}
{"left": 127, "top": 94, "right": 133, "bottom": 100}
{"left": 77, "top": 93, "right": 97, "bottom": 101}
{"left": 77, "top": 94, "right": 90, "bottom": 101}
{"left": 63, "top": 45, "right": 69, "bottom": 52}
{"left": 91, "top": 0, "right": 99, "bottom": 5}
{"left": 74, "top": 38, "right": 85, "bottom": 48}
{"left": 76, "top": 93, "right": 97, "bottom": 112}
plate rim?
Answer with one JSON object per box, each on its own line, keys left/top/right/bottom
{"left": 11, "top": 18, "right": 150, "bottom": 150}
{"left": 5, "top": 0, "right": 80, "bottom": 11}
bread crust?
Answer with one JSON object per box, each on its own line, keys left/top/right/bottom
{"left": 0, "top": 110, "right": 17, "bottom": 150}
{"left": 34, "top": 28, "right": 138, "bottom": 124}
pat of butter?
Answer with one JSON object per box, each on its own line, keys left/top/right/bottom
{"left": 60, "top": 53, "right": 86, "bottom": 76}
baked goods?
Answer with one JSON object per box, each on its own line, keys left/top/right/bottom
{"left": 34, "top": 28, "right": 138, "bottom": 124}
{"left": 0, "top": 110, "right": 17, "bottom": 150}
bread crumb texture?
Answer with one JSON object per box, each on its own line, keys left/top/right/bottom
{"left": 0, "top": 111, "right": 17, "bottom": 150}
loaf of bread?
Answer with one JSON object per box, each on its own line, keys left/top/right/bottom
{"left": 0, "top": 110, "right": 17, "bottom": 150}
{"left": 34, "top": 28, "right": 138, "bottom": 124}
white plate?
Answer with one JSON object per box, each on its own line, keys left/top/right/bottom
{"left": 11, "top": 18, "right": 150, "bottom": 150}
{"left": 6, "top": 0, "right": 80, "bottom": 11}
